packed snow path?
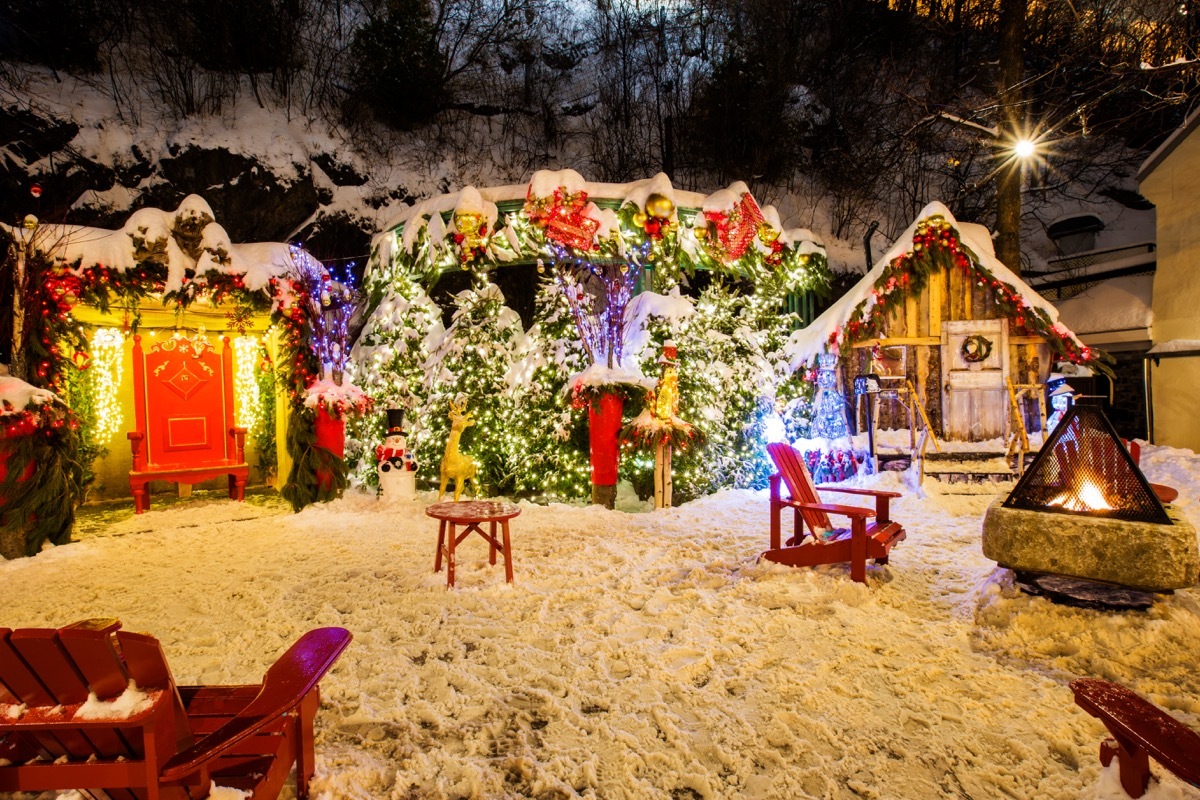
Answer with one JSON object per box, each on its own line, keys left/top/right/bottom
{"left": 4, "top": 449, "right": 1200, "bottom": 799}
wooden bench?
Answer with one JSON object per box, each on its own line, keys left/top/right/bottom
{"left": 762, "top": 442, "right": 906, "bottom": 584}
{"left": 1071, "top": 677, "right": 1200, "bottom": 798}
{"left": 0, "top": 618, "right": 351, "bottom": 799}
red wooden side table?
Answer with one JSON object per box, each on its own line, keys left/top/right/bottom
{"left": 425, "top": 500, "right": 521, "bottom": 588}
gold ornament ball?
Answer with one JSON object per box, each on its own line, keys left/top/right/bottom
{"left": 757, "top": 222, "right": 780, "bottom": 244}
{"left": 645, "top": 193, "right": 675, "bottom": 219}
{"left": 693, "top": 225, "right": 708, "bottom": 240}
{"left": 632, "top": 211, "right": 648, "bottom": 228}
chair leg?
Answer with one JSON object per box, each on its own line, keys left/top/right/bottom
{"left": 501, "top": 520, "right": 514, "bottom": 584}
{"left": 769, "top": 502, "right": 782, "bottom": 550}
{"left": 435, "top": 520, "right": 446, "bottom": 574}
{"left": 1101, "top": 736, "right": 1151, "bottom": 798}
{"left": 295, "top": 689, "right": 320, "bottom": 799}
{"left": 850, "top": 519, "right": 867, "bottom": 584}
{"left": 489, "top": 520, "right": 498, "bottom": 565}
{"left": 131, "top": 482, "right": 148, "bottom": 514}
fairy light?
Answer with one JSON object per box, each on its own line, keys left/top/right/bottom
{"left": 89, "top": 327, "right": 125, "bottom": 445}
{"left": 233, "top": 336, "right": 263, "bottom": 431}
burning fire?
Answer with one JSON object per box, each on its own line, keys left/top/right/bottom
{"left": 1049, "top": 479, "right": 1113, "bottom": 513}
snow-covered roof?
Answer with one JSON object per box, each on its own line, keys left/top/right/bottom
{"left": 1053, "top": 273, "right": 1153, "bottom": 341}
{"left": 784, "top": 201, "right": 1083, "bottom": 367}
{"left": 1137, "top": 105, "right": 1200, "bottom": 183}
{"left": 380, "top": 174, "right": 714, "bottom": 234}
{"left": 0, "top": 195, "right": 297, "bottom": 295}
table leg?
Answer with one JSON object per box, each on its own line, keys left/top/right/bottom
{"left": 501, "top": 519, "right": 514, "bottom": 584}
{"left": 435, "top": 519, "right": 446, "bottom": 573}
{"left": 489, "top": 520, "right": 498, "bottom": 565}
{"left": 446, "top": 522, "right": 457, "bottom": 588}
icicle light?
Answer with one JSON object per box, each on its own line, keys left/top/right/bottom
{"left": 234, "top": 335, "right": 263, "bottom": 431}
{"left": 89, "top": 327, "right": 124, "bottom": 445}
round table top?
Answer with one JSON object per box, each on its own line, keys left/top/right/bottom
{"left": 425, "top": 500, "right": 522, "bottom": 523}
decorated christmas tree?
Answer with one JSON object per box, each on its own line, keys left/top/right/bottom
{"left": 417, "top": 276, "right": 522, "bottom": 494}
{"left": 346, "top": 269, "right": 444, "bottom": 487}
{"left": 506, "top": 276, "right": 593, "bottom": 501}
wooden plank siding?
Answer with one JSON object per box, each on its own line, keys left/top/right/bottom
{"left": 845, "top": 263, "right": 1055, "bottom": 441}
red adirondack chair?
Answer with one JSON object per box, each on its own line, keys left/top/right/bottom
{"left": 1071, "top": 677, "right": 1200, "bottom": 798}
{"left": 0, "top": 619, "right": 351, "bottom": 800}
{"left": 127, "top": 334, "right": 249, "bottom": 513}
{"left": 763, "top": 442, "right": 906, "bottom": 584}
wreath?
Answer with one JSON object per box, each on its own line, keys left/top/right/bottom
{"left": 961, "top": 334, "right": 993, "bottom": 364}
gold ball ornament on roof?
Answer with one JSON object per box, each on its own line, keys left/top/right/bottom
{"left": 757, "top": 223, "right": 780, "bottom": 244}
{"left": 645, "top": 193, "right": 675, "bottom": 220}
{"left": 632, "top": 211, "right": 648, "bottom": 228}
{"left": 692, "top": 224, "right": 708, "bottom": 240}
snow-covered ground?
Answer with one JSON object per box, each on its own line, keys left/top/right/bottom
{"left": 4, "top": 447, "right": 1200, "bottom": 800}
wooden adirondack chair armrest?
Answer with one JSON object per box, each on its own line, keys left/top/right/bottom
{"left": 794, "top": 501, "right": 874, "bottom": 520}
{"left": 1071, "top": 677, "right": 1200, "bottom": 789}
{"left": 817, "top": 486, "right": 902, "bottom": 500}
{"left": 816, "top": 486, "right": 900, "bottom": 522}
{"left": 158, "top": 627, "right": 352, "bottom": 783}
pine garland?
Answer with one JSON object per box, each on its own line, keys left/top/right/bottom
{"left": 0, "top": 400, "right": 86, "bottom": 557}
{"left": 280, "top": 405, "right": 347, "bottom": 512}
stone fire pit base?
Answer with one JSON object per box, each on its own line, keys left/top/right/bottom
{"left": 982, "top": 498, "right": 1200, "bottom": 592}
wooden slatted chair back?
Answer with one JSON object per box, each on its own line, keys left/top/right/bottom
{"left": 766, "top": 442, "right": 833, "bottom": 533}
{"left": 0, "top": 621, "right": 193, "bottom": 800}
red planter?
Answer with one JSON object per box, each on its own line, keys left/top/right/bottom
{"left": 314, "top": 406, "right": 345, "bottom": 492}
{"left": 588, "top": 391, "right": 624, "bottom": 504}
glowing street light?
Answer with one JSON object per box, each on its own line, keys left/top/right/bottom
{"left": 1014, "top": 138, "right": 1037, "bottom": 159}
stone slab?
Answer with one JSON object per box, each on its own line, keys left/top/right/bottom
{"left": 982, "top": 498, "right": 1200, "bottom": 591}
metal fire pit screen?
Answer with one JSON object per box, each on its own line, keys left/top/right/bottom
{"left": 1002, "top": 405, "right": 1171, "bottom": 524}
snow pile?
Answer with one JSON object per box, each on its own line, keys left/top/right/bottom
{"left": 74, "top": 684, "right": 159, "bottom": 720}
{"left": 2, "top": 446, "right": 1200, "bottom": 798}
{"left": 303, "top": 379, "right": 373, "bottom": 417}
{"left": 0, "top": 195, "right": 297, "bottom": 296}
{"left": 0, "top": 376, "right": 59, "bottom": 415}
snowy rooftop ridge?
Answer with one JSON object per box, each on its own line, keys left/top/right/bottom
{"left": 784, "top": 201, "right": 1081, "bottom": 367}
{"left": 0, "top": 195, "right": 300, "bottom": 295}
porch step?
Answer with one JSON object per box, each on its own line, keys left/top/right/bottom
{"left": 921, "top": 451, "right": 1021, "bottom": 489}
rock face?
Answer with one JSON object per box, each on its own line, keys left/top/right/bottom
{"left": 982, "top": 498, "right": 1200, "bottom": 591}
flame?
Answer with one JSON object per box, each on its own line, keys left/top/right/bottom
{"left": 1049, "top": 479, "right": 1113, "bottom": 512}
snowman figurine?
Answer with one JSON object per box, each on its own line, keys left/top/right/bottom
{"left": 376, "top": 409, "right": 418, "bottom": 501}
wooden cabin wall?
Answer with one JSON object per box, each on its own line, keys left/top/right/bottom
{"left": 847, "top": 265, "right": 1054, "bottom": 438}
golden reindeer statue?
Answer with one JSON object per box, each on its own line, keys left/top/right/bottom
{"left": 439, "top": 399, "right": 479, "bottom": 501}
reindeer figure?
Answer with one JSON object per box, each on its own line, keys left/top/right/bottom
{"left": 439, "top": 399, "right": 479, "bottom": 501}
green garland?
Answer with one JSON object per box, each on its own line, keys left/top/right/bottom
{"left": 280, "top": 405, "right": 347, "bottom": 512}
{"left": 0, "top": 401, "right": 86, "bottom": 557}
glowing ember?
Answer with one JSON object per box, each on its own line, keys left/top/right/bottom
{"left": 1049, "top": 480, "right": 1113, "bottom": 513}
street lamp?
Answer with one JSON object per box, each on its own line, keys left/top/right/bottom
{"left": 1014, "top": 138, "right": 1037, "bottom": 160}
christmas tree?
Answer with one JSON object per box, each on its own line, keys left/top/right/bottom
{"left": 346, "top": 270, "right": 444, "bottom": 487}
{"left": 506, "top": 276, "right": 593, "bottom": 501}
{"left": 418, "top": 276, "right": 522, "bottom": 495}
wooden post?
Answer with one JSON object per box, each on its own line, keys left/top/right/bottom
{"left": 654, "top": 441, "right": 673, "bottom": 509}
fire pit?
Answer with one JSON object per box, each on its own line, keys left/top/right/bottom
{"left": 982, "top": 406, "right": 1199, "bottom": 592}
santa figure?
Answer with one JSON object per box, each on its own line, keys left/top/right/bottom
{"left": 376, "top": 408, "right": 418, "bottom": 501}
